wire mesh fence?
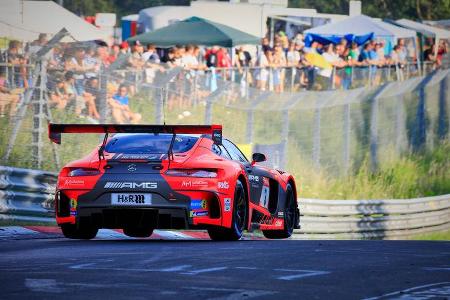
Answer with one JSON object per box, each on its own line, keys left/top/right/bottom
{"left": 0, "top": 45, "right": 449, "bottom": 188}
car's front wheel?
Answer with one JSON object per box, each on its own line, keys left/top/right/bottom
{"left": 262, "top": 183, "right": 296, "bottom": 239}
{"left": 61, "top": 222, "right": 98, "bottom": 240}
{"left": 208, "top": 180, "right": 247, "bottom": 241}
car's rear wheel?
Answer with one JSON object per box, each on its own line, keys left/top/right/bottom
{"left": 61, "top": 222, "right": 98, "bottom": 240}
{"left": 123, "top": 226, "right": 154, "bottom": 238}
{"left": 208, "top": 180, "right": 247, "bottom": 241}
{"left": 262, "top": 183, "right": 296, "bottom": 239}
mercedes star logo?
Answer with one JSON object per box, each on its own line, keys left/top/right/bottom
{"left": 127, "top": 164, "right": 137, "bottom": 172}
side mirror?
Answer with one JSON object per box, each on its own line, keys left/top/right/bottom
{"left": 252, "top": 153, "right": 266, "bottom": 164}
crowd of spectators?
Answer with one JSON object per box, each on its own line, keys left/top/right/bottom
{"left": 0, "top": 31, "right": 448, "bottom": 120}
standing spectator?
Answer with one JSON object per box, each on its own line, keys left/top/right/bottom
{"left": 273, "top": 44, "right": 287, "bottom": 92}
{"left": 142, "top": 44, "right": 160, "bottom": 63}
{"left": 205, "top": 46, "right": 220, "bottom": 68}
{"left": 256, "top": 49, "right": 271, "bottom": 91}
{"left": 181, "top": 45, "right": 199, "bottom": 69}
{"left": 27, "top": 33, "right": 48, "bottom": 55}
{"left": 107, "top": 44, "right": 120, "bottom": 64}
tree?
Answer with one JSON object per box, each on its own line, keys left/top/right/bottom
{"left": 288, "top": 0, "right": 450, "bottom": 20}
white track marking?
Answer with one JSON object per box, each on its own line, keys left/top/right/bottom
{"left": 25, "top": 278, "right": 65, "bottom": 293}
{"left": 362, "top": 282, "right": 450, "bottom": 300}
{"left": 95, "top": 229, "right": 133, "bottom": 239}
{"left": 235, "top": 267, "right": 258, "bottom": 270}
{"left": 274, "top": 269, "right": 331, "bottom": 281}
{"left": 154, "top": 230, "right": 192, "bottom": 239}
{"left": 181, "top": 266, "right": 228, "bottom": 275}
{"left": 69, "top": 262, "right": 98, "bottom": 269}
{"left": 0, "top": 226, "right": 40, "bottom": 238}
{"left": 160, "top": 265, "right": 192, "bottom": 272}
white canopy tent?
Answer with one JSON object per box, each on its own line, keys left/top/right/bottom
{"left": 0, "top": 0, "right": 108, "bottom": 42}
{"left": 305, "top": 15, "right": 416, "bottom": 39}
{"left": 395, "top": 19, "right": 450, "bottom": 57}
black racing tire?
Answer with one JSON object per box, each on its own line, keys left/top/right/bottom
{"left": 123, "top": 226, "right": 154, "bottom": 238}
{"left": 262, "top": 183, "right": 296, "bottom": 239}
{"left": 208, "top": 180, "right": 247, "bottom": 241}
{"left": 61, "top": 223, "right": 98, "bottom": 240}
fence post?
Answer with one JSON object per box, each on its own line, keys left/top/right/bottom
{"left": 370, "top": 93, "right": 379, "bottom": 172}
{"left": 280, "top": 110, "right": 289, "bottom": 170}
{"left": 412, "top": 77, "right": 429, "bottom": 152}
{"left": 154, "top": 87, "right": 164, "bottom": 124}
{"left": 204, "top": 99, "right": 212, "bottom": 125}
{"left": 395, "top": 95, "right": 405, "bottom": 154}
{"left": 246, "top": 109, "right": 254, "bottom": 144}
{"left": 98, "top": 65, "right": 108, "bottom": 123}
{"left": 312, "top": 108, "right": 321, "bottom": 168}
{"left": 343, "top": 103, "right": 351, "bottom": 175}
{"left": 437, "top": 75, "right": 449, "bottom": 140}
{"left": 31, "top": 60, "right": 47, "bottom": 169}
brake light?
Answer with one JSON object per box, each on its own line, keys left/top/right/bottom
{"left": 68, "top": 168, "right": 100, "bottom": 177}
{"left": 166, "top": 169, "right": 217, "bottom": 178}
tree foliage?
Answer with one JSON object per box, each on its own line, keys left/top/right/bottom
{"left": 288, "top": 0, "right": 450, "bottom": 21}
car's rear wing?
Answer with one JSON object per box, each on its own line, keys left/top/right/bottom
{"left": 48, "top": 123, "right": 223, "bottom": 145}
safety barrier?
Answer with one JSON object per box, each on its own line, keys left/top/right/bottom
{"left": 294, "top": 196, "right": 450, "bottom": 239}
{"left": 1, "top": 166, "right": 449, "bottom": 239}
{"left": 0, "top": 166, "right": 56, "bottom": 222}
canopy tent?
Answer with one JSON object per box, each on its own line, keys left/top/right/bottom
{"left": 305, "top": 15, "right": 416, "bottom": 38}
{"left": 128, "top": 16, "right": 260, "bottom": 47}
{"left": 392, "top": 19, "right": 450, "bottom": 58}
{"left": 0, "top": 0, "right": 108, "bottom": 42}
{"left": 395, "top": 19, "right": 450, "bottom": 39}
{"left": 304, "top": 15, "right": 417, "bottom": 56}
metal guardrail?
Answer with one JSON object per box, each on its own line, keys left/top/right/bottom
{"left": 295, "top": 196, "right": 450, "bottom": 239}
{"left": 1, "top": 166, "right": 449, "bottom": 239}
{"left": 0, "top": 166, "right": 55, "bottom": 222}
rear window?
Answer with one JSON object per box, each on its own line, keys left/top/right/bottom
{"left": 105, "top": 134, "right": 199, "bottom": 154}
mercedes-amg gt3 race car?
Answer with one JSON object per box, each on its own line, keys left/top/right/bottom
{"left": 49, "top": 123, "right": 300, "bottom": 241}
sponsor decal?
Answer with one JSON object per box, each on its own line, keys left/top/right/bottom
{"left": 275, "top": 220, "right": 283, "bottom": 227}
{"left": 182, "top": 180, "right": 208, "bottom": 188}
{"left": 212, "top": 129, "right": 222, "bottom": 144}
{"left": 112, "top": 153, "right": 162, "bottom": 160}
{"left": 104, "top": 182, "right": 157, "bottom": 189}
{"left": 70, "top": 211, "right": 77, "bottom": 216}
{"left": 278, "top": 212, "right": 284, "bottom": 217}
{"left": 218, "top": 181, "right": 229, "bottom": 190}
{"left": 191, "top": 199, "right": 208, "bottom": 210}
{"left": 248, "top": 175, "right": 259, "bottom": 182}
{"left": 224, "top": 198, "right": 231, "bottom": 212}
{"left": 190, "top": 210, "right": 208, "bottom": 217}
{"left": 127, "top": 164, "right": 137, "bottom": 172}
{"left": 70, "top": 198, "right": 77, "bottom": 210}
{"left": 259, "top": 176, "right": 270, "bottom": 209}
{"left": 64, "top": 179, "right": 85, "bottom": 186}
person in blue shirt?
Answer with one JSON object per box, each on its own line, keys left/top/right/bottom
{"left": 108, "top": 85, "right": 141, "bottom": 124}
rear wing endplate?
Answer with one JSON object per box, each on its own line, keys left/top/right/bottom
{"left": 48, "top": 123, "right": 223, "bottom": 145}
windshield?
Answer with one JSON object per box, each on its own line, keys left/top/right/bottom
{"left": 104, "top": 133, "right": 199, "bottom": 154}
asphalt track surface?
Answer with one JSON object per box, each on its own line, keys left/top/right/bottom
{"left": 0, "top": 228, "right": 449, "bottom": 299}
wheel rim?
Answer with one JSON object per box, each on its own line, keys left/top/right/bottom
{"left": 235, "top": 185, "right": 247, "bottom": 233}
{"left": 284, "top": 188, "right": 295, "bottom": 233}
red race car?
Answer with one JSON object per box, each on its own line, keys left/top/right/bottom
{"left": 49, "top": 123, "right": 300, "bottom": 240}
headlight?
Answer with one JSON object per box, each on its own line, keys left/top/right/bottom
{"left": 166, "top": 169, "right": 217, "bottom": 178}
{"left": 68, "top": 168, "right": 100, "bottom": 177}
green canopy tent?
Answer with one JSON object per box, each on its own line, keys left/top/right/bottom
{"left": 128, "top": 16, "right": 260, "bottom": 47}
